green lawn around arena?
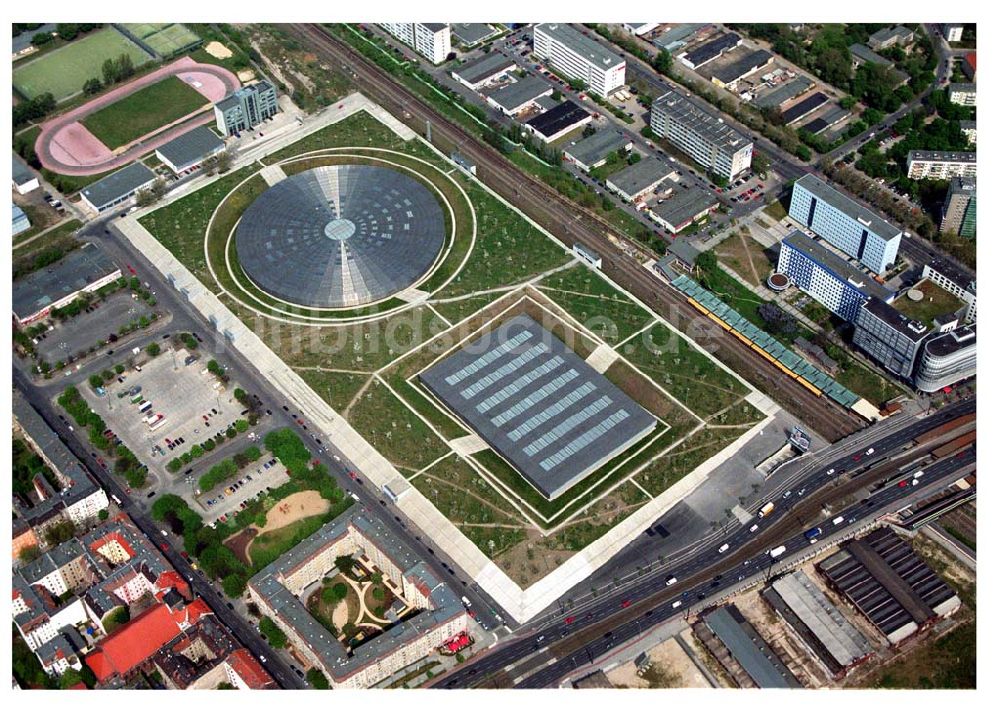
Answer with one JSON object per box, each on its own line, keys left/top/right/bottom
{"left": 81, "top": 76, "right": 209, "bottom": 149}
{"left": 13, "top": 27, "right": 152, "bottom": 101}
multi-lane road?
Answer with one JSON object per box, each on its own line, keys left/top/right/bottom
{"left": 434, "top": 397, "right": 974, "bottom": 688}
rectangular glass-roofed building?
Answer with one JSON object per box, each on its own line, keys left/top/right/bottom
{"left": 420, "top": 314, "right": 655, "bottom": 500}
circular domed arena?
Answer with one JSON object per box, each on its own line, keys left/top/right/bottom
{"left": 234, "top": 164, "right": 446, "bottom": 309}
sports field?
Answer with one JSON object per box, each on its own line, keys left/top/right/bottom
{"left": 13, "top": 27, "right": 152, "bottom": 102}
{"left": 81, "top": 76, "right": 209, "bottom": 150}
{"left": 124, "top": 23, "right": 201, "bottom": 57}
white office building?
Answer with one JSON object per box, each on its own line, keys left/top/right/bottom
{"left": 788, "top": 174, "right": 901, "bottom": 273}
{"left": 923, "top": 260, "right": 976, "bottom": 322}
{"left": 948, "top": 82, "right": 976, "bottom": 106}
{"left": 913, "top": 325, "right": 976, "bottom": 393}
{"left": 379, "top": 23, "right": 451, "bottom": 64}
{"left": 943, "top": 24, "right": 964, "bottom": 43}
{"left": 650, "top": 90, "right": 753, "bottom": 181}
{"left": 533, "top": 23, "right": 626, "bottom": 98}
{"left": 906, "top": 150, "right": 976, "bottom": 180}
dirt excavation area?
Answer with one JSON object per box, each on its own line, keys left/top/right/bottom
{"left": 204, "top": 41, "right": 233, "bottom": 59}
{"left": 607, "top": 635, "right": 711, "bottom": 688}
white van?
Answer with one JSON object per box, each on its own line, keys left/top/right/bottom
{"left": 671, "top": 600, "right": 682, "bottom": 609}
{"left": 718, "top": 543, "right": 730, "bottom": 553}
{"left": 832, "top": 516, "right": 845, "bottom": 526}
{"left": 769, "top": 545, "right": 787, "bottom": 559}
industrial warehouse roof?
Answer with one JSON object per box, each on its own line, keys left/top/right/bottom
{"left": 535, "top": 24, "right": 623, "bottom": 68}
{"left": 753, "top": 75, "right": 813, "bottom": 108}
{"left": 155, "top": 126, "right": 224, "bottom": 170}
{"left": 710, "top": 49, "right": 773, "bottom": 85}
{"left": 420, "top": 314, "right": 655, "bottom": 499}
{"left": 770, "top": 571, "right": 872, "bottom": 669}
{"left": 80, "top": 162, "right": 157, "bottom": 211}
{"left": 794, "top": 174, "right": 901, "bottom": 243}
{"left": 651, "top": 187, "right": 718, "bottom": 229}
{"left": 234, "top": 165, "right": 445, "bottom": 309}
{"left": 563, "top": 128, "right": 630, "bottom": 168}
{"left": 818, "top": 527, "right": 960, "bottom": 643}
{"left": 703, "top": 605, "right": 801, "bottom": 688}
{"left": 489, "top": 76, "right": 551, "bottom": 111}
{"left": 452, "top": 52, "right": 515, "bottom": 85}
{"left": 12, "top": 242, "right": 119, "bottom": 321}
{"left": 652, "top": 23, "right": 702, "bottom": 51}
{"left": 524, "top": 100, "right": 590, "bottom": 138}
{"left": 451, "top": 23, "right": 496, "bottom": 46}
{"left": 672, "top": 274, "right": 861, "bottom": 408}
{"left": 782, "top": 231, "right": 891, "bottom": 301}
{"left": 683, "top": 32, "right": 740, "bottom": 68}
{"left": 654, "top": 89, "right": 752, "bottom": 154}
{"left": 782, "top": 92, "right": 828, "bottom": 123}
{"left": 606, "top": 158, "right": 674, "bottom": 199}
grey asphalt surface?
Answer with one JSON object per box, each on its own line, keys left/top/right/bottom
{"left": 435, "top": 397, "right": 974, "bottom": 688}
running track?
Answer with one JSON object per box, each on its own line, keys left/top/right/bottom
{"left": 36, "top": 57, "right": 240, "bottom": 177}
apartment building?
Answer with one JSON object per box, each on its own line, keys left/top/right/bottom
{"left": 533, "top": 23, "right": 626, "bottom": 98}
{"left": 906, "top": 150, "right": 976, "bottom": 180}
{"left": 379, "top": 23, "right": 451, "bottom": 64}
{"left": 788, "top": 174, "right": 901, "bottom": 273}
{"left": 650, "top": 89, "right": 753, "bottom": 181}
{"left": 777, "top": 231, "right": 892, "bottom": 324}
{"left": 852, "top": 297, "right": 929, "bottom": 379}
{"left": 943, "top": 24, "right": 964, "bottom": 43}
{"left": 947, "top": 82, "right": 976, "bottom": 106}
{"left": 940, "top": 176, "right": 976, "bottom": 238}
{"left": 249, "top": 509, "right": 467, "bottom": 689}
{"left": 214, "top": 81, "right": 279, "bottom": 137}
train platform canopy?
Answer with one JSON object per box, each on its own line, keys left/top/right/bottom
{"left": 671, "top": 274, "right": 861, "bottom": 408}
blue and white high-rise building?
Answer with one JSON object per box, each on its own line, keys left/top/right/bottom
{"left": 788, "top": 174, "right": 902, "bottom": 273}
{"left": 778, "top": 230, "right": 892, "bottom": 323}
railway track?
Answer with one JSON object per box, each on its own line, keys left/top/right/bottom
{"left": 290, "top": 23, "right": 864, "bottom": 441}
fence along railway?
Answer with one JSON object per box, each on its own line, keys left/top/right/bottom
{"left": 290, "top": 23, "right": 865, "bottom": 441}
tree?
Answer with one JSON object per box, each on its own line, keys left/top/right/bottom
{"left": 102, "top": 606, "right": 130, "bottom": 633}
{"left": 98, "top": 509, "right": 110, "bottom": 521}
{"left": 334, "top": 555, "right": 355, "bottom": 575}
{"left": 32, "top": 31, "right": 54, "bottom": 46}
{"left": 44, "top": 520, "right": 76, "bottom": 546}
{"left": 306, "top": 668, "right": 330, "bottom": 689}
{"left": 18, "top": 546, "right": 42, "bottom": 564}
{"left": 146, "top": 342, "right": 161, "bottom": 357}
{"left": 59, "top": 669, "right": 84, "bottom": 689}
{"left": 652, "top": 50, "right": 673, "bottom": 75}
{"left": 259, "top": 616, "right": 288, "bottom": 649}
{"left": 222, "top": 573, "right": 247, "bottom": 598}
{"left": 135, "top": 178, "right": 168, "bottom": 207}
{"left": 83, "top": 77, "right": 103, "bottom": 95}
{"left": 56, "top": 24, "right": 80, "bottom": 41}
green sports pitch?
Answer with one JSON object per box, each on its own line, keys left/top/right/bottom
{"left": 81, "top": 76, "right": 210, "bottom": 150}
{"left": 13, "top": 27, "right": 153, "bottom": 102}
{"left": 123, "top": 23, "right": 201, "bottom": 57}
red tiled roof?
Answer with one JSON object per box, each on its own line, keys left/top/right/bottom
{"left": 227, "top": 648, "right": 275, "bottom": 689}
{"left": 966, "top": 53, "right": 976, "bottom": 70}
{"left": 155, "top": 570, "right": 190, "bottom": 599}
{"left": 88, "top": 530, "right": 137, "bottom": 560}
{"left": 68, "top": 682, "right": 88, "bottom": 690}
{"left": 84, "top": 599, "right": 213, "bottom": 682}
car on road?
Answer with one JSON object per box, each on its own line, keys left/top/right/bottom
{"left": 898, "top": 479, "right": 908, "bottom": 487}
{"left": 749, "top": 524, "right": 759, "bottom": 533}
{"left": 621, "top": 599, "right": 632, "bottom": 608}
{"left": 665, "top": 575, "right": 677, "bottom": 585}
{"left": 782, "top": 490, "right": 792, "bottom": 499}
{"left": 717, "top": 543, "right": 730, "bottom": 553}
{"left": 827, "top": 467, "right": 836, "bottom": 475}
{"left": 564, "top": 615, "right": 576, "bottom": 624}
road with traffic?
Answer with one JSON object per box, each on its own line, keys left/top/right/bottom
{"left": 432, "top": 397, "right": 974, "bottom": 688}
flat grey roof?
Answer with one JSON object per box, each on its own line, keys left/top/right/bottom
{"left": 710, "top": 49, "right": 773, "bottom": 85}
{"left": 452, "top": 52, "right": 515, "bottom": 84}
{"left": 652, "top": 23, "right": 701, "bottom": 50}
{"left": 684, "top": 32, "right": 740, "bottom": 67}
{"left": 772, "top": 570, "right": 872, "bottom": 668}
{"left": 535, "top": 23, "right": 623, "bottom": 68}
{"left": 607, "top": 158, "right": 675, "bottom": 197}
{"left": 923, "top": 324, "right": 976, "bottom": 357}
{"left": 861, "top": 297, "right": 928, "bottom": 342}
{"left": 452, "top": 23, "right": 495, "bottom": 46}
{"left": 651, "top": 187, "right": 718, "bottom": 227}
{"left": 704, "top": 605, "right": 801, "bottom": 688}
{"left": 753, "top": 75, "right": 813, "bottom": 108}
{"left": 949, "top": 82, "right": 975, "bottom": 92}
{"left": 870, "top": 26, "right": 912, "bottom": 44}
{"left": 420, "top": 314, "right": 655, "bottom": 499}
{"left": 960, "top": 119, "right": 976, "bottom": 130}
{"left": 12, "top": 153, "right": 36, "bottom": 185}
{"left": 80, "top": 162, "right": 156, "bottom": 210}
{"left": 654, "top": 89, "right": 752, "bottom": 155}
{"left": 783, "top": 231, "right": 891, "bottom": 301}
{"left": 563, "top": 128, "right": 629, "bottom": 167}
{"left": 524, "top": 100, "right": 590, "bottom": 138}
{"left": 488, "top": 76, "right": 551, "bottom": 111}
{"left": 850, "top": 43, "right": 892, "bottom": 66}
{"left": 156, "top": 126, "right": 224, "bottom": 169}
{"left": 421, "top": 23, "right": 448, "bottom": 32}
{"left": 924, "top": 257, "right": 975, "bottom": 292}
{"left": 13, "top": 242, "right": 119, "bottom": 320}
{"left": 908, "top": 150, "right": 976, "bottom": 164}
{"left": 794, "top": 173, "right": 901, "bottom": 243}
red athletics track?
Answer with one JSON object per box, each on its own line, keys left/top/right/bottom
{"left": 36, "top": 56, "right": 241, "bottom": 177}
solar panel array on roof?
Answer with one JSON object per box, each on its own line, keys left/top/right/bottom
{"left": 671, "top": 274, "right": 860, "bottom": 407}
{"left": 818, "top": 527, "right": 960, "bottom": 643}
{"left": 420, "top": 315, "right": 655, "bottom": 499}
{"left": 234, "top": 165, "right": 445, "bottom": 309}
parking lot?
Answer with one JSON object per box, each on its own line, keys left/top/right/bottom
{"left": 36, "top": 289, "right": 156, "bottom": 364}
{"left": 189, "top": 455, "right": 289, "bottom": 524}
{"left": 80, "top": 347, "right": 247, "bottom": 477}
